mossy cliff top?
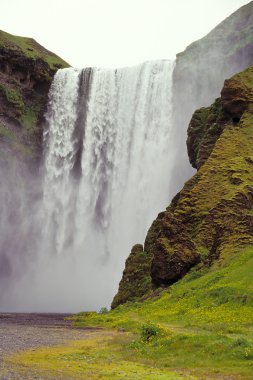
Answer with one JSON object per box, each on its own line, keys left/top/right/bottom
{"left": 0, "top": 30, "right": 69, "bottom": 73}
{"left": 0, "top": 30, "right": 69, "bottom": 169}
{"left": 112, "top": 64, "right": 253, "bottom": 308}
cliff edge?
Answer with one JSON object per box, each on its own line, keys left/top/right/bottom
{"left": 0, "top": 30, "right": 69, "bottom": 170}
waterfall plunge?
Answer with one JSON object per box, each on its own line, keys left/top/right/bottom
{"left": 2, "top": 61, "right": 175, "bottom": 312}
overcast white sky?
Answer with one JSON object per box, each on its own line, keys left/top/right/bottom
{"left": 0, "top": 0, "right": 251, "bottom": 68}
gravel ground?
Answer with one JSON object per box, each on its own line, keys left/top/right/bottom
{"left": 0, "top": 313, "right": 99, "bottom": 379}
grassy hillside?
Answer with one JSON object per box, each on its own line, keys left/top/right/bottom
{"left": 68, "top": 245, "right": 253, "bottom": 378}
{"left": 0, "top": 30, "right": 68, "bottom": 70}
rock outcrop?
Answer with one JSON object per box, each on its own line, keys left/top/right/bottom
{"left": 112, "top": 1, "right": 253, "bottom": 308}
{"left": 112, "top": 64, "right": 253, "bottom": 308}
{"left": 170, "top": 0, "right": 253, "bottom": 194}
{"left": 0, "top": 30, "right": 69, "bottom": 170}
{"left": 111, "top": 245, "right": 152, "bottom": 309}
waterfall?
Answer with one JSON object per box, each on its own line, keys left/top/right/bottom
{"left": 1, "top": 60, "right": 175, "bottom": 312}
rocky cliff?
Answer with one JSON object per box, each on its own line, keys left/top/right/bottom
{"left": 170, "top": 0, "right": 253, "bottom": 194}
{"left": 112, "top": 1, "right": 253, "bottom": 309}
{"left": 0, "top": 30, "right": 69, "bottom": 170}
{"left": 112, "top": 64, "right": 253, "bottom": 309}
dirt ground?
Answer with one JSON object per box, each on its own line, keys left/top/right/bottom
{"left": 0, "top": 313, "right": 99, "bottom": 379}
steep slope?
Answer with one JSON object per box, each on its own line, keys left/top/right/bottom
{"left": 171, "top": 0, "right": 253, "bottom": 194}
{"left": 0, "top": 30, "right": 69, "bottom": 169}
{"left": 112, "top": 64, "right": 253, "bottom": 308}
{"left": 113, "top": 2, "right": 253, "bottom": 307}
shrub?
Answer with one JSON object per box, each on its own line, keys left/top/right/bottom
{"left": 99, "top": 307, "right": 109, "bottom": 314}
{"left": 141, "top": 323, "right": 160, "bottom": 342}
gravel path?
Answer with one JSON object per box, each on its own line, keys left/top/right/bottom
{"left": 0, "top": 313, "right": 100, "bottom": 379}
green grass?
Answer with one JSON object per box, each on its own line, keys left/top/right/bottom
{"left": 6, "top": 333, "right": 191, "bottom": 379}
{"left": 0, "top": 83, "right": 24, "bottom": 112}
{"left": 68, "top": 245, "right": 253, "bottom": 379}
{"left": 8, "top": 245, "right": 253, "bottom": 379}
{"left": 0, "top": 30, "right": 69, "bottom": 69}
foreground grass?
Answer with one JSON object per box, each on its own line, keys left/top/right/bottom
{"left": 69, "top": 245, "right": 253, "bottom": 379}
{"left": 6, "top": 331, "right": 191, "bottom": 379}
{"left": 6, "top": 246, "right": 253, "bottom": 379}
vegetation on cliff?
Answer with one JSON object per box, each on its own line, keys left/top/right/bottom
{"left": 111, "top": 244, "right": 152, "bottom": 309}
{"left": 171, "top": 0, "right": 253, "bottom": 194}
{"left": 0, "top": 30, "right": 68, "bottom": 71}
{"left": 0, "top": 30, "right": 69, "bottom": 168}
{"left": 113, "top": 64, "right": 253, "bottom": 308}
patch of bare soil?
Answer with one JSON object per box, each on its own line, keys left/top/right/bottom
{"left": 0, "top": 313, "right": 100, "bottom": 379}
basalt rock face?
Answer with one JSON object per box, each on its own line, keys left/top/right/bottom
{"left": 187, "top": 99, "right": 227, "bottom": 170}
{"left": 150, "top": 67, "right": 253, "bottom": 287}
{"left": 187, "top": 66, "right": 253, "bottom": 170}
{"left": 170, "top": 0, "right": 253, "bottom": 194}
{"left": 112, "top": 65, "right": 253, "bottom": 308}
{"left": 111, "top": 245, "right": 152, "bottom": 309}
{"left": 0, "top": 30, "right": 69, "bottom": 170}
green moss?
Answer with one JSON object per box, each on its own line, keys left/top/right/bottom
{"left": 111, "top": 244, "right": 153, "bottom": 309}
{"left": 19, "top": 101, "right": 42, "bottom": 143}
{"left": 0, "top": 83, "right": 24, "bottom": 111}
{"left": 20, "top": 107, "right": 38, "bottom": 129}
{"left": 0, "top": 125, "right": 16, "bottom": 142}
{"left": 232, "top": 66, "right": 253, "bottom": 90}
{"left": 0, "top": 29, "right": 70, "bottom": 163}
{"left": 187, "top": 98, "right": 226, "bottom": 169}
{"left": 0, "top": 30, "right": 69, "bottom": 69}
{"left": 144, "top": 65, "right": 253, "bottom": 292}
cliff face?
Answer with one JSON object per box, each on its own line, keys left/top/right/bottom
{"left": 0, "top": 30, "right": 69, "bottom": 170}
{"left": 112, "top": 66, "right": 253, "bottom": 309}
{"left": 170, "top": 0, "right": 253, "bottom": 194}
{"left": 112, "top": 1, "right": 253, "bottom": 308}
{"left": 111, "top": 244, "right": 153, "bottom": 308}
